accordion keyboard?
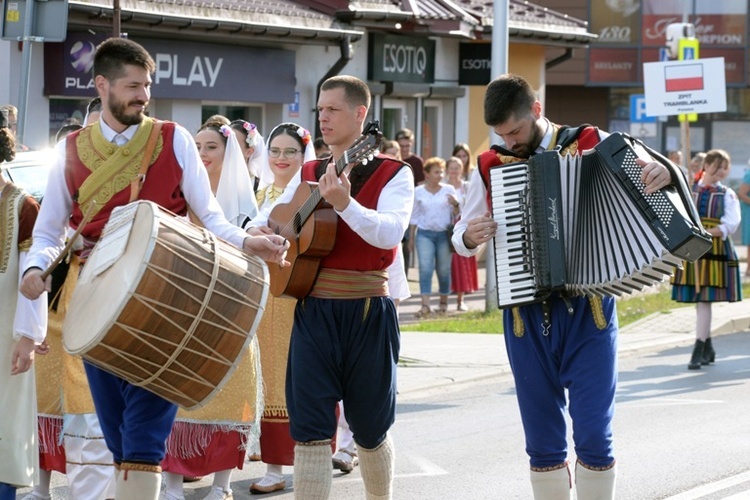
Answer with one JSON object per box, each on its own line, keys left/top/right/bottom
{"left": 489, "top": 163, "right": 539, "bottom": 306}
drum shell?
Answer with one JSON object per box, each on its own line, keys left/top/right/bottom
{"left": 63, "top": 201, "right": 268, "bottom": 410}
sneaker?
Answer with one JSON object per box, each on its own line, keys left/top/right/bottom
{"left": 457, "top": 302, "right": 469, "bottom": 312}
{"left": 202, "top": 486, "right": 233, "bottom": 500}
{"left": 249, "top": 472, "right": 286, "bottom": 494}
{"left": 332, "top": 449, "right": 358, "bottom": 473}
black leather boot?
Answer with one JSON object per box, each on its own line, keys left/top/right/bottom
{"left": 688, "top": 340, "right": 705, "bottom": 370}
{"left": 702, "top": 337, "right": 716, "bottom": 365}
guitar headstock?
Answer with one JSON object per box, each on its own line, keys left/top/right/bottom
{"left": 338, "top": 121, "right": 383, "bottom": 172}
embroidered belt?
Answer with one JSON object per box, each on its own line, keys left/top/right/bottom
{"left": 309, "top": 268, "right": 389, "bottom": 299}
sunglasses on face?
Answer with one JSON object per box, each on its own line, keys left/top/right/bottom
{"left": 268, "top": 147, "right": 301, "bottom": 159}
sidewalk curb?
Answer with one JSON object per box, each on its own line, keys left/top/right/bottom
{"left": 397, "top": 301, "right": 750, "bottom": 396}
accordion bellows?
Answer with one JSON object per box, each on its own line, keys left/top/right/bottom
{"left": 490, "top": 133, "right": 712, "bottom": 309}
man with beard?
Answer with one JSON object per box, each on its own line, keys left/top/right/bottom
{"left": 20, "top": 37, "right": 288, "bottom": 499}
{"left": 452, "top": 73, "right": 674, "bottom": 500}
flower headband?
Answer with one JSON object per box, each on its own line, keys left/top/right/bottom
{"left": 297, "top": 126, "right": 312, "bottom": 147}
{"left": 241, "top": 122, "right": 258, "bottom": 148}
{"left": 219, "top": 124, "right": 232, "bottom": 138}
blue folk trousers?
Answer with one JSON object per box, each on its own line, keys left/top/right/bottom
{"left": 503, "top": 295, "right": 618, "bottom": 469}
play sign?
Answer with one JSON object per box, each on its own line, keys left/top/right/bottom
{"left": 643, "top": 57, "right": 726, "bottom": 116}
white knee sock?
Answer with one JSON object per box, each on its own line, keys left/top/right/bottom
{"left": 35, "top": 469, "right": 52, "bottom": 496}
{"left": 267, "top": 463, "right": 283, "bottom": 476}
{"left": 530, "top": 463, "right": 571, "bottom": 500}
{"left": 212, "top": 469, "right": 232, "bottom": 491}
{"left": 164, "top": 471, "right": 184, "bottom": 498}
{"left": 293, "top": 441, "right": 332, "bottom": 500}
{"left": 696, "top": 302, "right": 711, "bottom": 341}
{"left": 116, "top": 464, "right": 162, "bottom": 500}
{"left": 358, "top": 434, "right": 395, "bottom": 500}
{"left": 575, "top": 461, "right": 616, "bottom": 500}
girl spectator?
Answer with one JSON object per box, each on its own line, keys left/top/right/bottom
{"left": 452, "top": 143, "right": 475, "bottom": 180}
{"left": 672, "top": 149, "right": 742, "bottom": 369}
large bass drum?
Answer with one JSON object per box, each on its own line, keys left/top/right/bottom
{"left": 63, "top": 201, "right": 268, "bottom": 410}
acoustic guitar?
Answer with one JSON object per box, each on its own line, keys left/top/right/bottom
{"left": 267, "top": 121, "right": 383, "bottom": 299}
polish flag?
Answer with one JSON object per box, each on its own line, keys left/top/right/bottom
{"left": 664, "top": 64, "right": 704, "bottom": 92}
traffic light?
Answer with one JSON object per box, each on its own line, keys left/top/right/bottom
{"left": 665, "top": 23, "right": 700, "bottom": 122}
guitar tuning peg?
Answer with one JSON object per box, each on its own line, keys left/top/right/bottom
{"left": 361, "top": 159, "right": 368, "bottom": 165}
{"left": 367, "top": 153, "right": 374, "bottom": 160}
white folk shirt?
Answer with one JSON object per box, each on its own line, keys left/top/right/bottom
{"left": 249, "top": 162, "right": 414, "bottom": 251}
{"left": 25, "top": 119, "right": 251, "bottom": 272}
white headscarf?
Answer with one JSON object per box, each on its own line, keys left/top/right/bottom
{"left": 232, "top": 120, "right": 267, "bottom": 190}
{"left": 214, "top": 124, "right": 259, "bottom": 227}
{"left": 257, "top": 122, "right": 316, "bottom": 192}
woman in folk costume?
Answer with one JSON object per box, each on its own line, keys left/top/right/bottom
{"left": 161, "top": 119, "right": 261, "bottom": 500}
{"left": 26, "top": 113, "right": 118, "bottom": 500}
{"left": 672, "top": 149, "right": 742, "bottom": 369}
{"left": 230, "top": 119, "right": 267, "bottom": 196}
{"left": 0, "top": 111, "right": 48, "bottom": 498}
{"left": 247, "top": 122, "right": 316, "bottom": 494}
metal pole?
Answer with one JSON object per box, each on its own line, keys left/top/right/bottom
{"left": 485, "top": 0, "right": 509, "bottom": 312}
{"left": 113, "top": 0, "right": 121, "bottom": 37}
{"left": 680, "top": 1, "right": 692, "bottom": 176}
{"left": 16, "top": 0, "right": 36, "bottom": 146}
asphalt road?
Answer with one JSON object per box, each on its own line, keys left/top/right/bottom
{"left": 23, "top": 331, "right": 750, "bottom": 499}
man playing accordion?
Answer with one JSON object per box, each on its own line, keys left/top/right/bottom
{"left": 452, "top": 73, "right": 673, "bottom": 500}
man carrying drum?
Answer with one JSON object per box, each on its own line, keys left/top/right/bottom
{"left": 20, "top": 37, "right": 288, "bottom": 499}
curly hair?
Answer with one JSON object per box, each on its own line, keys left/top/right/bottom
{"left": 0, "top": 128, "right": 16, "bottom": 163}
{"left": 423, "top": 156, "right": 445, "bottom": 173}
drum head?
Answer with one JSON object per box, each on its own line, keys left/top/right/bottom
{"left": 63, "top": 202, "right": 157, "bottom": 354}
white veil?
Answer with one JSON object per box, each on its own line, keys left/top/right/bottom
{"left": 215, "top": 124, "right": 259, "bottom": 227}
{"left": 234, "top": 121, "right": 267, "bottom": 189}
{"left": 257, "top": 123, "right": 316, "bottom": 192}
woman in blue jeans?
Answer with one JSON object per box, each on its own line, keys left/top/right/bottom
{"left": 408, "top": 157, "right": 459, "bottom": 317}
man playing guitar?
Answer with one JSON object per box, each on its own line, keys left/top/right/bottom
{"left": 250, "top": 75, "right": 414, "bottom": 499}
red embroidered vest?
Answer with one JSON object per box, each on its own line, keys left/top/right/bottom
{"left": 477, "top": 125, "right": 600, "bottom": 208}
{"left": 302, "top": 155, "right": 405, "bottom": 271}
{"left": 65, "top": 121, "right": 186, "bottom": 242}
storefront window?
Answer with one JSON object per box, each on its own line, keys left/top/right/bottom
{"left": 422, "top": 102, "right": 442, "bottom": 159}
{"left": 381, "top": 103, "right": 405, "bottom": 142}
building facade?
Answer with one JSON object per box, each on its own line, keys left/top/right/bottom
{"left": 1, "top": 0, "right": 595, "bottom": 162}
{"left": 538, "top": 0, "right": 750, "bottom": 181}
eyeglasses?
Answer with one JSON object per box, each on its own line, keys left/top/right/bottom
{"left": 268, "top": 147, "right": 301, "bottom": 159}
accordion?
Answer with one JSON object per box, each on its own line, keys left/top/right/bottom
{"left": 489, "top": 132, "right": 712, "bottom": 309}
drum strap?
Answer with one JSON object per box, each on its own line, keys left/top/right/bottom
{"left": 129, "top": 121, "right": 163, "bottom": 203}
{"left": 76, "top": 118, "right": 161, "bottom": 217}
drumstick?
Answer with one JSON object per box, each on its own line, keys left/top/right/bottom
{"left": 40, "top": 202, "right": 97, "bottom": 281}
